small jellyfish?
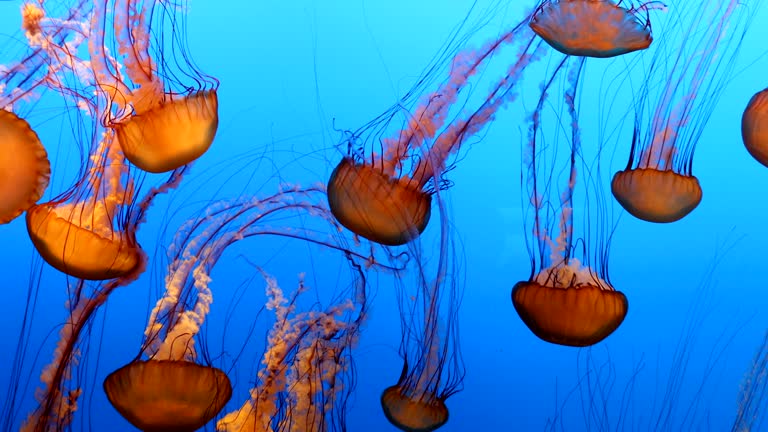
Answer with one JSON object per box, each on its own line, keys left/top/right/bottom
{"left": 612, "top": 0, "right": 754, "bottom": 223}
{"left": 529, "top": 0, "right": 656, "bottom": 58}
{"left": 742, "top": 88, "right": 768, "bottom": 167}
{"left": 0, "top": 110, "right": 49, "bottom": 224}
{"left": 104, "top": 360, "right": 232, "bottom": 432}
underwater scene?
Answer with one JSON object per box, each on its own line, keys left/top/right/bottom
{"left": 0, "top": 0, "right": 766, "bottom": 431}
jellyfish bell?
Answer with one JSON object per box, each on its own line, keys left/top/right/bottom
{"left": 512, "top": 263, "right": 628, "bottom": 347}
{"left": 529, "top": 0, "right": 654, "bottom": 58}
{"left": 104, "top": 360, "right": 232, "bottom": 432}
{"left": 26, "top": 202, "right": 141, "bottom": 280}
{"left": 381, "top": 384, "right": 449, "bottom": 432}
{"left": 327, "top": 156, "right": 432, "bottom": 246}
{"left": 0, "top": 109, "right": 50, "bottom": 224}
{"left": 611, "top": 168, "right": 702, "bottom": 223}
{"left": 742, "top": 88, "right": 768, "bottom": 167}
{"left": 113, "top": 90, "right": 219, "bottom": 173}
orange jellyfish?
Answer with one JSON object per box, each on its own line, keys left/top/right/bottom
{"left": 26, "top": 130, "right": 144, "bottom": 280}
{"left": 742, "top": 88, "right": 768, "bottom": 167}
{"left": 104, "top": 361, "right": 232, "bottom": 432}
{"left": 90, "top": 0, "right": 219, "bottom": 173}
{"left": 529, "top": 0, "right": 658, "bottom": 58}
{"left": 14, "top": 0, "right": 146, "bottom": 281}
{"left": 611, "top": 0, "right": 755, "bottom": 223}
{"left": 328, "top": 14, "right": 547, "bottom": 246}
{"left": 0, "top": 109, "right": 50, "bottom": 224}
{"left": 513, "top": 57, "right": 627, "bottom": 347}
{"left": 125, "top": 184, "right": 377, "bottom": 431}
{"left": 378, "top": 157, "right": 463, "bottom": 431}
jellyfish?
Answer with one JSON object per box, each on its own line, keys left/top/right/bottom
{"left": 742, "top": 88, "right": 768, "bottom": 167}
{"left": 103, "top": 360, "right": 233, "bottom": 432}
{"left": 529, "top": 0, "right": 659, "bottom": 58}
{"left": 0, "top": 109, "right": 50, "bottom": 225}
{"left": 112, "top": 183, "right": 387, "bottom": 431}
{"left": 513, "top": 57, "right": 627, "bottom": 347}
{"left": 89, "top": 0, "right": 219, "bottom": 173}
{"left": 371, "top": 132, "right": 465, "bottom": 431}
{"left": 328, "top": 11, "right": 547, "bottom": 246}
{"left": 611, "top": 0, "right": 756, "bottom": 223}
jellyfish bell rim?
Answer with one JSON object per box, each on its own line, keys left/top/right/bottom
{"left": 103, "top": 359, "right": 232, "bottom": 432}
{"left": 380, "top": 384, "right": 449, "bottom": 432}
{"left": 326, "top": 157, "right": 432, "bottom": 246}
{"left": 511, "top": 280, "right": 628, "bottom": 347}
{"left": 113, "top": 90, "right": 219, "bottom": 173}
{"left": 529, "top": 0, "right": 653, "bottom": 58}
{"left": 611, "top": 168, "right": 702, "bottom": 223}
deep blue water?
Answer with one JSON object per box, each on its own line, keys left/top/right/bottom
{"left": 0, "top": 1, "right": 766, "bottom": 431}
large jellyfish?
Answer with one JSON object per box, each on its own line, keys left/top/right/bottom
{"left": 104, "top": 184, "right": 387, "bottom": 431}
{"left": 21, "top": 1, "right": 147, "bottom": 281}
{"left": 89, "top": 0, "right": 219, "bottom": 174}
{"left": 328, "top": 11, "right": 547, "bottom": 246}
{"left": 513, "top": 57, "right": 627, "bottom": 347}
{"left": 529, "top": 0, "right": 659, "bottom": 58}
{"left": 0, "top": 109, "right": 49, "bottom": 225}
{"left": 611, "top": 0, "right": 758, "bottom": 223}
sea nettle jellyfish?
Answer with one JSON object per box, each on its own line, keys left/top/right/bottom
{"left": 380, "top": 187, "right": 464, "bottom": 432}
{"left": 529, "top": 0, "right": 660, "bottom": 58}
{"left": 328, "top": 10, "right": 548, "bottom": 246}
{"left": 513, "top": 57, "right": 627, "bottom": 347}
{"left": 742, "top": 87, "right": 768, "bottom": 167}
{"left": 114, "top": 186, "right": 382, "bottom": 431}
{"left": 90, "top": 0, "right": 219, "bottom": 173}
{"left": 611, "top": 0, "right": 757, "bottom": 223}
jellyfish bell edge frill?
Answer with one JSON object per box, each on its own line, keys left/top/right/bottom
{"left": 0, "top": 110, "right": 50, "bottom": 224}
{"left": 511, "top": 281, "right": 628, "bottom": 347}
{"left": 380, "top": 385, "right": 449, "bottom": 432}
{"left": 114, "top": 90, "right": 219, "bottom": 173}
{"left": 327, "top": 157, "right": 432, "bottom": 246}
{"left": 103, "top": 360, "right": 232, "bottom": 432}
{"left": 529, "top": 0, "right": 653, "bottom": 58}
